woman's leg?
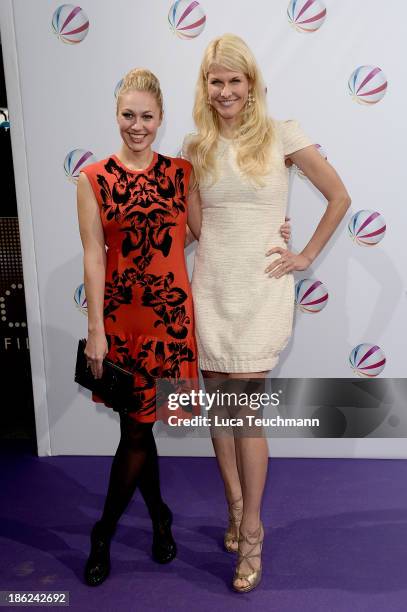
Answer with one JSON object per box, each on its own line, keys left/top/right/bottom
{"left": 137, "top": 427, "right": 177, "bottom": 564}
{"left": 136, "top": 429, "right": 163, "bottom": 519}
{"left": 100, "top": 414, "right": 176, "bottom": 560}
{"left": 229, "top": 373, "right": 268, "bottom": 591}
{"left": 98, "top": 416, "right": 155, "bottom": 532}
{"left": 203, "top": 370, "right": 243, "bottom": 551}
{"left": 85, "top": 415, "right": 154, "bottom": 585}
{"left": 85, "top": 414, "right": 174, "bottom": 585}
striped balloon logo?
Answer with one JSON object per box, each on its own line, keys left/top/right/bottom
{"left": 114, "top": 79, "right": 124, "bottom": 99}
{"left": 64, "top": 149, "right": 96, "bottom": 183}
{"left": 349, "top": 344, "right": 386, "bottom": 377}
{"left": 348, "top": 210, "right": 386, "bottom": 246}
{"left": 295, "top": 279, "right": 328, "bottom": 313}
{"left": 52, "top": 5, "right": 89, "bottom": 44}
{"left": 168, "top": 1, "right": 206, "bottom": 39}
{"left": 287, "top": 0, "right": 327, "bottom": 32}
{"left": 296, "top": 143, "right": 327, "bottom": 179}
{"left": 348, "top": 66, "right": 387, "bottom": 105}
{"left": 74, "top": 284, "right": 87, "bottom": 315}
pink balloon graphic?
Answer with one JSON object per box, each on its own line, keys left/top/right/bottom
{"left": 295, "top": 279, "right": 328, "bottom": 313}
{"left": 349, "top": 344, "right": 386, "bottom": 377}
{"left": 64, "top": 149, "right": 96, "bottom": 183}
{"left": 52, "top": 5, "right": 89, "bottom": 44}
{"left": 348, "top": 66, "right": 387, "bottom": 105}
{"left": 287, "top": 0, "right": 327, "bottom": 32}
{"left": 168, "top": 1, "right": 206, "bottom": 39}
{"left": 74, "top": 283, "right": 87, "bottom": 315}
{"left": 348, "top": 210, "right": 386, "bottom": 246}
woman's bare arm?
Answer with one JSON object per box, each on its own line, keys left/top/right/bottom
{"left": 77, "top": 172, "right": 108, "bottom": 377}
{"left": 266, "top": 146, "right": 351, "bottom": 277}
{"left": 291, "top": 146, "right": 351, "bottom": 262}
{"left": 185, "top": 169, "right": 202, "bottom": 247}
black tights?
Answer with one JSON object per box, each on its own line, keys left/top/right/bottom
{"left": 98, "top": 415, "right": 164, "bottom": 535}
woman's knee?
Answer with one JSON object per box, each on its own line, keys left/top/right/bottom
{"left": 120, "top": 416, "right": 154, "bottom": 446}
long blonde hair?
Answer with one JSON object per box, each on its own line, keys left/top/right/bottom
{"left": 187, "top": 34, "right": 274, "bottom": 186}
{"left": 116, "top": 68, "right": 164, "bottom": 118}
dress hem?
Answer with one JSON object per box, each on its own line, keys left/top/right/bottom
{"left": 92, "top": 397, "right": 157, "bottom": 423}
{"left": 198, "top": 355, "right": 279, "bottom": 373}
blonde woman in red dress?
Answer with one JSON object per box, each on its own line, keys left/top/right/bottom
{"left": 77, "top": 68, "right": 200, "bottom": 585}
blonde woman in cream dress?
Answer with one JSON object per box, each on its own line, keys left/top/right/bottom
{"left": 183, "top": 34, "right": 351, "bottom": 593}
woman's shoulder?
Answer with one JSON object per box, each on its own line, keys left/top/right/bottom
{"left": 79, "top": 156, "right": 114, "bottom": 177}
{"left": 180, "top": 132, "right": 198, "bottom": 160}
{"left": 271, "top": 118, "right": 313, "bottom": 155}
{"left": 271, "top": 118, "right": 304, "bottom": 135}
{"left": 181, "top": 132, "right": 198, "bottom": 144}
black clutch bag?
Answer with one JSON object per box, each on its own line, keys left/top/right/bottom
{"left": 74, "top": 338, "right": 135, "bottom": 415}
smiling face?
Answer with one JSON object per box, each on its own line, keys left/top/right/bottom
{"left": 207, "top": 64, "right": 250, "bottom": 125}
{"left": 116, "top": 90, "right": 162, "bottom": 154}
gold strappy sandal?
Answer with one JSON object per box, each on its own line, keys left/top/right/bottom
{"left": 233, "top": 521, "right": 264, "bottom": 593}
{"left": 224, "top": 496, "right": 243, "bottom": 553}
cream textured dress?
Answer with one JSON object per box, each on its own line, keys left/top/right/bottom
{"left": 183, "top": 119, "right": 313, "bottom": 373}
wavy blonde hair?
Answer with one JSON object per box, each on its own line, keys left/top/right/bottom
{"left": 187, "top": 34, "right": 275, "bottom": 186}
{"left": 116, "top": 68, "right": 164, "bottom": 118}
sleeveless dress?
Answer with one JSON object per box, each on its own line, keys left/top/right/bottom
{"left": 182, "top": 119, "right": 313, "bottom": 373}
{"left": 80, "top": 152, "right": 198, "bottom": 422}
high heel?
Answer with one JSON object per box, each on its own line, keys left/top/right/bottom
{"left": 151, "top": 503, "right": 177, "bottom": 564}
{"left": 224, "top": 496, "right": 243, "bottom": 553}
{"left": 233, "top": 521, "right": 264, "bottom": 593}
{"left": 84, "top": 521, "right": 114, "bottom": 587}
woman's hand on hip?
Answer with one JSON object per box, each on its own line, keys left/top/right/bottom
{"left": 265, "top": 247, "right": 312, "bottom": 278}
{"left": 85, "top": 331, "right": 108, "bottom": 379}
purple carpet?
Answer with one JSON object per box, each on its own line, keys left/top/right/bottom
{"left": 1, "top": 442, "right": 407, "bottom": 611}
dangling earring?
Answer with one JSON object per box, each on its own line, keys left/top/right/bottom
{"left": 247, "top": 92, "right": 255, "bottom": 107}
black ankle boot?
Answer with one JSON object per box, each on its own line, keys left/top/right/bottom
{"left": 151, "top": 503, "right": 177, "bottom": 564}
{"left": 84, "top": 521, "right": 114, "bottom": 586}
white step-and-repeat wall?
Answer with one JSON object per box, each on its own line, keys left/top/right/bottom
{"left": 1, "top": 0, "right": 405, "bottom": 456}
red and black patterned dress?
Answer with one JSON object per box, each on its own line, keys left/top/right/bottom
{"left": 80, "top": 152, "right": 198, "bottom": 422}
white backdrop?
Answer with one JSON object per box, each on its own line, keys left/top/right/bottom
{"left": 1, "top": 0, "right": 405, "bottom": 456}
